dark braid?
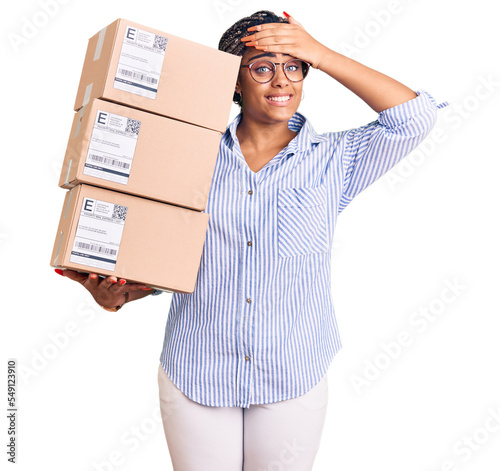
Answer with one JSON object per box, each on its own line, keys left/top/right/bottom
{"left": 218, "top": 10, "right": 288, "bottom": 105}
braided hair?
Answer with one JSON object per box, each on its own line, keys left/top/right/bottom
{"left": 218, "top": 10, "right": 288, "bottom": 105}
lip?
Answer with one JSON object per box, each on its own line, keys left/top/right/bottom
{"left": 264, "top": 93, "right": 293, "bottom": 106}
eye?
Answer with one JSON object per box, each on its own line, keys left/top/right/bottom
{"left": 256, "top": 66, "right": 271, "bottom": 73}
{"left": 252, "top": 61, "right": 273, "bottom": 75}
{"left": 285, "top": 61, "right": 300, "bottom": 72}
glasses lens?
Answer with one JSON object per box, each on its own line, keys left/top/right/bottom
{"left": 249, "top": 60, "right": 275, "bottom": 83}
{"left": 284, "top": 60, "right": 309, "bottom": 82}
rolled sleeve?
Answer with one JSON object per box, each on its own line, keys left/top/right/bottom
{"left": 337, "top": 89, "right": 447, "bottom": 214}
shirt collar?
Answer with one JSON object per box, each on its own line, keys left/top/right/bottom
{"left": 223, "top": 112, "right": 329, "bottom": 156}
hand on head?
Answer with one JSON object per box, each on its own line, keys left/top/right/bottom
{"left": 240, "top": 12, "right": 328, "bottom": 69}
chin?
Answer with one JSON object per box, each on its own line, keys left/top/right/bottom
{"left": 269, "top": 105, "right": 300, "bottom": 121}
{"left": 242, "top": 98, "right": 300, "bottom": 123}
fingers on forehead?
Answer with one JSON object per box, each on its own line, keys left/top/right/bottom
{"left": 247, "top": 23, "right": 290, "bottom": 32}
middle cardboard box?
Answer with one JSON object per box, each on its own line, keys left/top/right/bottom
{"left": 59, "top": 98, "right": 221, "bottom": 211}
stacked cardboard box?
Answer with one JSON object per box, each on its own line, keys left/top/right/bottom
{"left": 50, "top": 19, "right": 241, "bottom": 293}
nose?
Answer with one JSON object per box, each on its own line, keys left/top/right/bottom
{"left": 270, "top": 64, "right": 289, "bottom": 87}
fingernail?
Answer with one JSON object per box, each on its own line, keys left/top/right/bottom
{"left": 283, "top": 11, "right": 290, "bottom": 18}
{"left": 90, "top": 274, "right": 98, "bottom": 280}
{"left": 141, "top": 287, "right": 153, "bottom": 291}
{"left": 119, "top": 279, "right": 126, "bottom": 285}
{"left": 245, "top": 41, "right": 257, "bottom": 47}
{"left": 110, "top": 279, "right": 117, "bottom": 283}
{"left": 54, "top": 269, "right": 64, "bottom": 276}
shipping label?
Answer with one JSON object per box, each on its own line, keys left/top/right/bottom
{"left": 113, "top": 25, "right": 168, "bottom": 99}
{"left": 70, "top": 197, "right": 128, "bottom": 271}
{"left": 83, "top": 110, "right": 141, "bottom": 185}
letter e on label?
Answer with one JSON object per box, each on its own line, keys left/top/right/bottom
{"left": 126, "top": 27, "right": 136, "bottom": 40}
{"left": 97, "top": 111, "right": 108, "bottom": 125}
{"left": 83, "top": 198, "right": 95, "bottom": 213}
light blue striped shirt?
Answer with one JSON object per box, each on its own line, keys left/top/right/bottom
{"left": 160, "top": 89, "right": 448, "bottom": 408}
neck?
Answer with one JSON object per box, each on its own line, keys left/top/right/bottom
{"left": 236, "top": 113, "right": 297, "bottom": 151}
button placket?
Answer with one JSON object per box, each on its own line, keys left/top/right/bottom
{"left": 238, "top": 165, "right": 256, "bottom": 404}
{"left": 245, "top": 171, "right": 255, "bottom": 362}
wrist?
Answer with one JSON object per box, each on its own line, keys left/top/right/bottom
{"left": 312, "top": 44, "right": 332, "bottom": 70}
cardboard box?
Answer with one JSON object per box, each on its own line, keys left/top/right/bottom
{"left": 50, "top": 184, "right": 209, "bottom": 293}
{"left": 74, "top": 18, "right": 241, "bottom": 133}
{"left": 59, "top": 98, "right": 220, "bottom": 210}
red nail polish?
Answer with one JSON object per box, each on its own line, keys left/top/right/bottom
{"left": 54, "top": 269, "right": 64, "bottom": 276}
{"left": 119, "top": 279, "right": 126, "bottom": 285}
{"left": 90, "top": 274, "right": 98, "bottom": 280}
{"left": 283, "top": 11, "right": 290, "bottom": 18}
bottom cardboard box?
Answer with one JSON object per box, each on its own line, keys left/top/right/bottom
{"left": 50, "top": 184, "right": 209, "bottom": 293}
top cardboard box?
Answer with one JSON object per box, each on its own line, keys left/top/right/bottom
{"left": 74, "top": 19, "right": 241, "bottom": 133}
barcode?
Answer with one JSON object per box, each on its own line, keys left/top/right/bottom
{"left": 153, "top": 34, "right": 168, "bottom": 51}
{"left": 125, "top": 118, "right": 141, "bottom": 135}
{"left": 88, "top": 154, "right": 130, "bottom": 170}
{"left": 118, "top": 68, "right": 158, "bottom": 84}
{"left": 112, "top": 204, "right": 128, "bottom": 221}
{"left": 75, "top": 241, "right": 117, "bottom": 256}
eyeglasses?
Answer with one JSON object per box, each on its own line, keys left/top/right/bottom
{"left": 240, "top": 59, "right": 310, "bottom": 84}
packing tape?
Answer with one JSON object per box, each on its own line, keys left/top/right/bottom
{"left": 53, "top": 230, "right": 63, "bottom": 266}
{"left": 83, "top": 83, "right": 93, "bottom": 107}
{"left": 94, "top": 26, "right": 107, "bottom": 61}
{"left": 55, "top": 188, "right": 75, "bottom": 265}
{"left": 74, "top": 106, "right": 85, "bottom": 138}
{"left": 64, "top": 187, "right": 74, "bottom": 220}
{"left": 64, "top": 159, "right": 73, "bottom": 187}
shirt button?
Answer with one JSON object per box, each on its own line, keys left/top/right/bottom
{"left": 245, "top": 356, "right": 250, "bottom": 361}
{"left": 248, "top": 190, "right": 253, "bottom": 195}
{"left": 247, "top": 241, "right": 252, "bottom": 246}
{"left": 246, "top": 298, "right": 252, "bottom": 303}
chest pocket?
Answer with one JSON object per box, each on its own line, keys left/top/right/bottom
{"left": 277, "top": 185, "right": 329, "bottom": 258}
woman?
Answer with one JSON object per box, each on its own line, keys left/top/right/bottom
{"left": 56, "top": 10, "right": 447, "bottom": 470}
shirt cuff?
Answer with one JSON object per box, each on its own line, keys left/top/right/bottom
{"left": 378, "top": 89, "right": 449, "bottom": 128}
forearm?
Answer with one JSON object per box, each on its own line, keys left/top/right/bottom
{"left": 316, "top": 46, "right": 417, "bottom": 113}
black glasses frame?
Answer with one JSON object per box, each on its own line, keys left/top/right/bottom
{"left": 240, "top": 59, "right": 311, "bottom": 84}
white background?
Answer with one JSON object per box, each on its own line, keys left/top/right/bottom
{"left": 2, "top": 0, "right": 499, "bottom": 470}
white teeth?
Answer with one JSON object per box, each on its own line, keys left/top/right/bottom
{"left": 267, "top": 95, "right": 291, "bottom": 102}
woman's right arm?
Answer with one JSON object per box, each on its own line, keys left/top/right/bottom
{"left": 55, "top": 269, "right": 155, "bottom": 311}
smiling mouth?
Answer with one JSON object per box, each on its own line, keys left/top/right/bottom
{"left": 266, "top": 94, "right": 293, "bottom": 106}
{"left": 266, "top": 95, "right": 292, "bottom": 103}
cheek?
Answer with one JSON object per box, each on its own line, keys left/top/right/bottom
{"left": 239, "top": 72, "right": 257, "bottom": 93}
{"left": 239, "top": 79, "right": 264, "bottom": 104}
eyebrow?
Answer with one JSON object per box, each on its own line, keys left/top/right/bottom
{"left": 244, "top": 52, "right": 294, "bottom": 62}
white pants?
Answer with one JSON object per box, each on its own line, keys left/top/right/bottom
{"left": 158, "top": 364, "right": 329, "bottom": 471}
